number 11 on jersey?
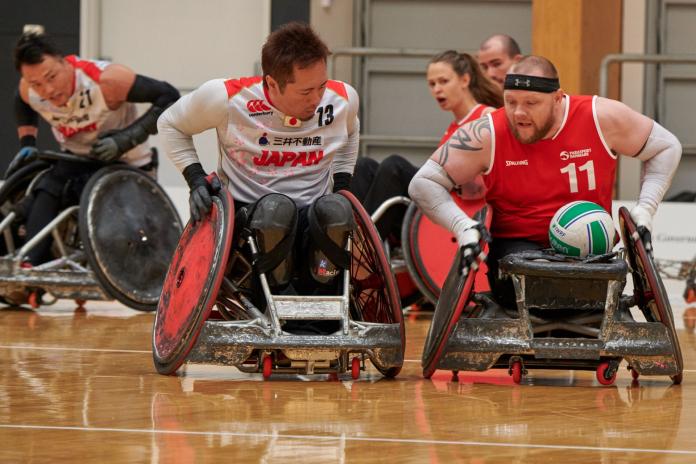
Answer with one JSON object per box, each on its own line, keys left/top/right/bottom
{"left": 560, "top": 160, "right": 596, "bottom": 193}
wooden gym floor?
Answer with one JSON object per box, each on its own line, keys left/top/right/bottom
{"left": 1, "top": 294, "right": 695, "bottom": 463}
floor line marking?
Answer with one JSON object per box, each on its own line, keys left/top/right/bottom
{"left": 0, "top": 345, "right": 150, "bottom": 354}
{"left": 1, "top": 424, "right": 695, "bottom": 455}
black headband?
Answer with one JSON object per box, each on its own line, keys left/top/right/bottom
{"left": 504, "top": 74, "right": 560, "bottom": 93}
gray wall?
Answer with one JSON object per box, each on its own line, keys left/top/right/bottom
{"left": 89, "top": 0, "right": 270, "bottom": 191}
{"left": 0, "top": 1, "right": 80, "bottom": 173}
{"left": 26, "top": 0, "right": 691, "bottom": 202}
{"left": 355, "top": 0, "right": 532, "bottom": 163}
{"left": 656, "top": 0, "right": 696, "bottom": 198}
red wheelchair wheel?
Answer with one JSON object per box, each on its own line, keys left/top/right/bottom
{"left": 351, "top": 357, "right": 360, "bottom": 380}
{"left": 618, "top": 207, "right": 683, "bottom": 383}
{"left": 421, "top": 204, "right": 492, "bottom": 379}
{"left": 402, "top": 194, "right": 488, "bottom": 304}
{"left": 596, "top": 362, "right": 617, "bottom": 386}
{"left": 339, "top": 190, "right": 404, "bottom": 378}
{"left": 152, "top": 185, "right": 234, "bottom": 375}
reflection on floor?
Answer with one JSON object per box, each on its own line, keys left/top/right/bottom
{"left": 0, "top": 299, "right": 695, "bottom": 463}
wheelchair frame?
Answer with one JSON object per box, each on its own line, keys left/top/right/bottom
{"left": 0, "top": 151, "right": 181, "bottom": 310}
{"left": 421, "top": 205, "right": 683, "bottom": 386}
{"left": 153, "top": 188, "right": 405, "bottom": 379}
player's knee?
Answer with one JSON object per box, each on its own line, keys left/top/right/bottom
{"left": 308, "top": 193, "right": 354, "bottom": 284}
{"left": 249, "top": 193, "right": 298, "bottom": 289}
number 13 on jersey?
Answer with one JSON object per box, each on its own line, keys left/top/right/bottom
{"left": 560, "top": 160, "right": 596, "bottom": 193}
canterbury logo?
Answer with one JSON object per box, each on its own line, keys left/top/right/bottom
{"left": 247, "top": 100, "right": 271, "bottom": 113}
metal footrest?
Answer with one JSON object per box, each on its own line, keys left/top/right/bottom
{"left": 187, "top": 320, "right": 403, "bottom": 368}
{"left": 272, "top": 295, "right": 344, "bottom": 320}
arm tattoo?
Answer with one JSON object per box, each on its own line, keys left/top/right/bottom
{"left": 437, "top": 117, "right": 491, "bottom": 165}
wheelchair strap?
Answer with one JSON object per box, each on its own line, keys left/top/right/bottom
{"left": 245, "top": 199, "right": 298, "bottom": 274}
{"left": 307, "top": 205, "right": 351, "bottom": 270}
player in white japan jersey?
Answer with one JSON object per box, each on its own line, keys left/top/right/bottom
{"left": 159, "top": 23, "right": 360, "bottom": 299}
{"left": 159, "top": 75, "right": 358, "bottom": 207}
{"left": 26, "top": 55, "right": 151, "bottom": 166}
{"left": 11, "top": 32, "right": 179, "bottom": 265}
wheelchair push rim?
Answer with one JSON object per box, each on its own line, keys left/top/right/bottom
{"left": 402, "top": 195, "right": 487, "bottom": 304}
{"left": 421, "top": 204, "right": 492, "bottom": 379}
{"left": 152, "top": 188, "right": 234, "bottom": 374}
{"left": 618, "top": 206, "right": 683, "bottom": 381}
{"left": 339, "top": 190, "right": 405, "bottom": 377}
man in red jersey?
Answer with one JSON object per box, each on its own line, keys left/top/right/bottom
{"left": 477, "top": 34, "right": 522, "bottom": 89}
{"left": 409, "top": 55, "right": 682, "bottom": 306}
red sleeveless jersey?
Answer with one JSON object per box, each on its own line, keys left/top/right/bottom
{"left": 483, "top": 95, "right": 616, "bottom": 246}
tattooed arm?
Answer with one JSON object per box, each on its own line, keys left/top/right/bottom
{"left": 432, "top": 115, "right": 493, "bottom": 185}
{"left": 408, "top": 115, "right": 493, "bottom": 251}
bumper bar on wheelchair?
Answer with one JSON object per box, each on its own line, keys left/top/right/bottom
{"left": 187, "top": 319, "right": 404, "bottom": 370}
{"left": 0, "top": 257, "right": 109, "bottom": 300}
{"left": 436, "top": 317, "right": 681, "bottom": 376}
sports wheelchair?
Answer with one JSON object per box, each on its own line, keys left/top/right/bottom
{"left": 152, "top": 179, "right": 404, "bottom": 379}
{"left": 421, "top": 205, "right": 683, "bottom": 385}
{"left": 0, "top": 150, "right": 182, "bottom": 311}
{"left": 370, "top": 193, "right": 490, "bottom": 308}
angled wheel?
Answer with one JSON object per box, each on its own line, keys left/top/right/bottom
{"left": 351, "top": 357, "right": 361, "bottom": 380}
{"left": 422, "top": 205, "right": 492, "bottom": 379}
{"left": 79, "top": 166, "right": 183, "bottom": 311}
{"left": 152, "top": 184, "right": 234, "bottom": 374}
{"left": 596, "top": 362, "right": 617, "bottom": 386}
{"left": 618, "top": 206, "right": 683, "bottom": 381}
{"left": 338, "top": 190, "right": 404, "bottom": 378}
{"left": 402, "top": 194, "right": 487, "bottom": 304}
{"left": 262, "top": 355, "right": 272, "bottom": 380}
{"left": 510, "top": 361, "right": 523, "bottom": 384}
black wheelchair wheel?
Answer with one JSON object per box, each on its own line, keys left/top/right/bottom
{"left": 79, "top": 166, "right": 183, "bottom": 311}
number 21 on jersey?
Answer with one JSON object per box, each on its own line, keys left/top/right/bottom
{"left": 560, "top": 160, "right": 596, "bottom": 193}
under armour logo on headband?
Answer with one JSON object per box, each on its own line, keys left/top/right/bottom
{"left": 505, "top": 74, "right": 560, "bottom": 93}
{"left": 514, "top": 78, "right": 531, "bottom": 88}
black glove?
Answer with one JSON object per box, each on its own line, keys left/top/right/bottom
{"left": 90, "top": 129, "right": 131, "bottom": 162}
{"left": 183, "top": 163, "right": 221, "bottom": 223}
{"left": 332, "top": 172, "right": 352, "bottom": 192}
{"left": 459, "top": 223, "right": 491, "bottom": 277}
{"left": 5, "top": 141, "right": 38, "bottom": 179}
{"left": 634, "top": 225, "right": 653, "bottom": 255}
{"left": 629, "top": 204, "right": 653, "bottom": 254}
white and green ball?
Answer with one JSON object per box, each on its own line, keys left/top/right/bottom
{"left": 548, "top": 201, "right": 615, "bottom": 257}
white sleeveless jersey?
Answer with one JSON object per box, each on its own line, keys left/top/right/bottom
{"left": 217, "top": 77, "right": 359, "bottom": 206}
{"left": 27, "top": 55, "right": 151, "bottom": 166}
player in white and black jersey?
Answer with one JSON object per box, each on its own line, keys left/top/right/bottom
{"left": 10, "top": 32, "right": 180, "bottom": 265}
{"left": 158, "top": 23, "right": 359, "bottom": 310}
